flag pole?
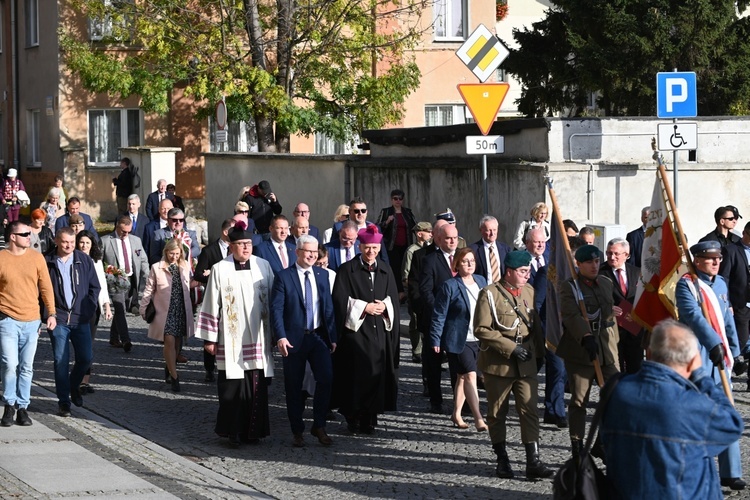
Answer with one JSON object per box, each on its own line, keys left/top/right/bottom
{"left": 546, "top": 176, "right": 605, "bottom": 387}
{"left": 652, "top": 140, "right": 734, "bottom": 404}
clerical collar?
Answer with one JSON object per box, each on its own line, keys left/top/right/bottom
{"left": 501, "top": 279, "right": 522, "bottom": 297}
{"left": 234, "top": 259, "right": 251, "bottom": 271}
{"left": 360, "top": 257, "right": 377, "bottom": 272}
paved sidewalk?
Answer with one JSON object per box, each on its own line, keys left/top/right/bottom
{"left": 3, "top": 309, "right": 749, "bottom": 499}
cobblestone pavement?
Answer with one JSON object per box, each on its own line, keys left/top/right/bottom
{"left": 25, "top": 310, "right": 750, "bottom": 499}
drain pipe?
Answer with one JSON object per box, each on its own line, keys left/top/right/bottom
{"left": 10, "top": 0, "right": 19, "bottom": 169}
{"left": 586, "top": 162, "right": 595, "bottom": 222}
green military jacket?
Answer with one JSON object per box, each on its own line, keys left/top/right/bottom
{"left": 556, "top": 275, "right": 620, "bottom": 367}
{"left": 474, "top": 281, "right": 544, "bottom": 378}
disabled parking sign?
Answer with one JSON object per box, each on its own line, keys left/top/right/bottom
{"left": 656, "top": 72, "right": 697, "bottom": 118}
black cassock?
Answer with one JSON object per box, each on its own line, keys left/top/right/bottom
{"left": 331, "top": 258, "right": 400, "bottom": 418}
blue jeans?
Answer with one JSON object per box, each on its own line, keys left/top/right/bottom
{"left": 544, "top": 349, "right": 567, "bottom": 417}
{"left": 50, "top": 323, "right": 92, "bottom": 406}
{"left": 0, "top": 317, "right": 41, "bottom": 409}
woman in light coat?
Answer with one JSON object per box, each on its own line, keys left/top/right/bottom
{"left": 140, "top": 238, "right": 195, "bottom": 391}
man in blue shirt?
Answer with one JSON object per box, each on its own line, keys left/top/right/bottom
{"left": 601, "top": 319, "right": 743, "bottom": 499}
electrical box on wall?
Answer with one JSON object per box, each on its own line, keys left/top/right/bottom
{"left": 586, "top": 224, "right": 627, "bottom": 251}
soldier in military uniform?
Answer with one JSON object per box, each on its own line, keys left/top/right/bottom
{"left": 474, "top": 251, "right": 553, "bottom": 480}
{"left": 557, "top": 245, "right": 620, "bottom": 457}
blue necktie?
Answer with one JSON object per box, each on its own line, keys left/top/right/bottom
{"left": 304, "top": 271, "right": 314, "bottom": 331}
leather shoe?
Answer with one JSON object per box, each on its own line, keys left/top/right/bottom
{"left": 429, "top": 403, "right": 443, "bottom": 414}
{"left": 109, "top": 341, "right": 123, "bottom": 348}
{"left": 71, "top": 387, "right": 83, "bottom": 407}
{"left": 123, "top": 341, "right": 133, "bottom": 353}
{"left": 292, "top": 433, "right": 305, "bottom": 447}
{"left": 721, "top": 478, "right": 746, "bottom": 490}
{"left": 57, "top": 405, "right": 71, "bottom": 417}
{"left": 311, "top": 427, "right": 333, "bottom": 446}
{"left": 543, "top": 413, "right": 568, "bottom": 428}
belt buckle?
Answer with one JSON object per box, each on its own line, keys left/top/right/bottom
{"left": 590, "top": 319, "right": 601, "bottom": 332}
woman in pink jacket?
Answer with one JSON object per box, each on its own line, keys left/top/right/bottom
{"left": 140, "top": 238, "right": 195, "bottom": 391}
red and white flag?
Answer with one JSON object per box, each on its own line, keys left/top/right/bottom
{"left": 632, "top": 170, "right": 687, "bottom": 330}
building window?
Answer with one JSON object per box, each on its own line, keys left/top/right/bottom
{"left": 425, "top": 104, "right": 473, "bottom": 126}
{"left": 209, "top": 117, "right": 258, "bottom": 153}
{"left": 87, "top": 109, "right": 142, "bottom": 166}
{"left": 28, "top": 110, "right": 40, "bottom": 166}
{"left": 433, "top": 0, "right": 467, "bottom": 40}
{"left": 314, "top": 133, "right": 359, "bottom": 155}
{"left": 89, "top": 0, "right": 134, "bottom": 42}
{"left": 496, "top": 67, "right": 507, "bottom": 82}
{"left": 25, "top": 0, "right": 39, "bottom": 47}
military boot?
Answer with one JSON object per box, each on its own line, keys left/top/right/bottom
{"left": 571, "top": 438, "right": 583, "bottom": 463}
{"left": 492, "top": 441, "right": 514, "bottom": 478}
{"left": 525, "top": 442, "right": 554, "bottom": 479}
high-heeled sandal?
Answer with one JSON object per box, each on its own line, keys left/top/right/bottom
{"left": 451, "top": 416, "right": 469, "bottom": 429}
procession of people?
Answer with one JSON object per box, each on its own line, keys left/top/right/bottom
{"left": 0, "top": 166, "right": 747, "bottom": 498}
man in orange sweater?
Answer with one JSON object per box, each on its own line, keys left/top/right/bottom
{"left": 0, "top": 221, "right": 56, "bottom": 427}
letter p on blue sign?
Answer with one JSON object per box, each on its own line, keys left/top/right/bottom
{"left": 657, "top": 72, "right": 697, "bottom": 118}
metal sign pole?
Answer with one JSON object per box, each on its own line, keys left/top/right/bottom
{"left": 482, "top": 154, "right": 489, "bottom": 214}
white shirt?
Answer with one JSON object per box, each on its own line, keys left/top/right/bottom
{"left": 482, "top": 240, "right": 500, "bottom": 281}
{"left": 219, "top": 239, "right": 230, "bottom": 259}
{"left": 296, "top": 264, "right": 319, "bottom": 329}
{"left": 339, "top": 245, "right": 355, "bottom": 264}
{"left": 613, "top": 266, "right": 627, "bottom": 289}
{"left": 116, "top": 236, "right": 134, "bottom": 277}
{"left": 531, "top": 254, "right": 545, "bottom": 271}
{"left": 159, "top": 218, "right": 168, "bottom": 229}
{"left": 442, "top": 250, "right": 455, "bottom": 271}
{"left": 273, "top": 239, "right": 289, "bottom": 268}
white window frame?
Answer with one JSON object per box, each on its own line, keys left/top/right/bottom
{"left": 314, "top": 132, "right": 359, "bottom": 155}
{"left": 433, "top": 0, "right": 468, "bottom": 41}
{"left": 25, "top": 0, "right": 39, "bottom": 47}
{"left": 425, "top": 104, "right": 473, "bottom": 126}
{"left": 89, "top": 0, "right": 134, "bottom": 42}
{"left": 208, "top": 117, "right": 258, "bottom": 153}
{"left": 87, "top": 108, "right": 143, "bottom": 166}
{"left": 28, "top": 109, "right": 40, "bottom": 166}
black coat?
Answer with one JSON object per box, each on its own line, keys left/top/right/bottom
{"left": 376, "top": 206, "right": 416, "bottom": 251}
{"left": 720, "top": 241, "right": 750, "bottom": 311}
{"left": 332, "top": 258, "right": 400, "bottom": 415}
{"left": 599, "top": 262, "right": 639, "bottom": 305}
{"left": 193, "top": 238, "right": 227, "bottom": 285}
{"left": 625, "top": 226, "right": 645, "bottom": 267}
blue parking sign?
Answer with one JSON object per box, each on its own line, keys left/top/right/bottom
{"left": 656, "top": 72, "right": 697, "bottom": 118}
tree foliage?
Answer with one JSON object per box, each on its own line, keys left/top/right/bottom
{"left": 60, "top": 0, "right": 425, "bottom": 152}
{"left": 504, "top": 0, "right": 750, "bottom": 117}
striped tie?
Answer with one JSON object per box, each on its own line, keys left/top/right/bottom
{"left": 489, "top": 245, "right": 500, "bottom": 283}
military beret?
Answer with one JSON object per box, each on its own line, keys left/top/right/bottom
{"left": 575, "top": 244, "right": 602, "bottom": 263}
{"left": 413, "top": 221, "right": 432, "bottom": 232}
{"left": 504, "top": 250, "right": 532, "bottom": 269}
{"left": 690, "top": 240, "right": 722, "bottom": 258}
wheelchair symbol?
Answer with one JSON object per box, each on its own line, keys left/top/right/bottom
{"left": 670, "top": 125, "right": 687, "bottom": 148}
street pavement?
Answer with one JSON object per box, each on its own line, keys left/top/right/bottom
{"left": 4, "top": 309, "right": 750, "bottom": 499}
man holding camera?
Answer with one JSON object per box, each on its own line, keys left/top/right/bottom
{"left": 243, "top": 180, "right": 282, "bottom": 234}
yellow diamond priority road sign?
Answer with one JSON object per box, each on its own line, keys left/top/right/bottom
{"left": 456, "top": 24, "right": 509, "bottom": 83}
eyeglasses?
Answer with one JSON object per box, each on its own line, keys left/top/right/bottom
{"left": 723, "top": 217, "right": 737, "bottom": 221}
{"left": 295, "top": 210, "right": 310, "bottom": 215}
{"left": 232, "top": 241, "right": 252, "bottom": 248}
{"left": 71, "top": 222, "right": 84, "bottom": 226}
{"left": 392, "top": 197, "right": 403, "bottom": 201}
{"left": 237, "top": 210, "right": 248, "bottom": 214}
{"left": 13, "top": 232, "right": 31, "bottom": 237}
{"left": 352, "top": 209, "right": 367, "bottom": 214}
{"left": 169, "top": 218, "right": 185, "bottom": 223}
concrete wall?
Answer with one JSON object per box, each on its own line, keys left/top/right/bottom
{"left": 203, "top": 153, "right": 349, "bottom": 242}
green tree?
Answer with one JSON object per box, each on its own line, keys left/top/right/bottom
{"left": 504, "top": 0, "right": 750, "bottom": 117}
{"left": 60, "top": 0, "right": 424, "bottom": 152}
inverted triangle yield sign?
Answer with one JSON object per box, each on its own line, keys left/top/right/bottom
{"left": 457, "top": 83, "right": 510, "bottom": 135}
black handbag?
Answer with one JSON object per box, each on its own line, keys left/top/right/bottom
{"left": 553, "top": 374, "right": 623, "bottom": 500}
{"left": 144, "top": 299, "right": 156, "bottom": 323}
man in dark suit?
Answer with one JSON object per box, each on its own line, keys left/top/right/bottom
{"left": 142, "top": 198, "right": 173, "bottom": 260}
{"left": 720, "top": 221, "right": 750, "bottom": 362}
{"left": 193, "top": 218, "right": 234, "bottom": 382}
{"left": 148, "top": 208, "right": 201, "bottom": 265}
{"left": 699, "top": 205, "right": 742, "bottom": 248}
{"left": 599, "top": 237, "right": 642, "bottom": 374}
{"left": 293, "top": 203, "right": 320, "bottom": 242}
{"left": 253, "top": 215, "right": 296, "bottom": 275}
{"left": 626, "top": 206, "right": 649, "bottom": 267}
{"left": 55, "top": 197, "right": 100, "bottom": 242}
{"left": 419, "top": 223, "right": 459, "bottom": 413}
{"left": 325, "top": 221, "right": 360, "bottom": 272}
{"left": 271, "top": 235, "right": 337, "bottom": 447}
{"left": 145, "top": 179, "right": 175, "bottom": 221}
{"left": 123, "top": 194, "right": 146, "bottom": 241}
{"left": 471, "top": 215, "right": 511, "bottom": 284}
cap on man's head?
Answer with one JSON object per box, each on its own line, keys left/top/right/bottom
{"left": 690, "top": 240, "right": 722, "bottom": 259}
{"left": 726, "top": 205, "right": 743, "bottom": 219}
{"left": 575, "top": 245, "right": 602, "bottom": 263}
{"left": 258, "top": 180, "right": 272, "bottom": 192}
{"left": 413, "top": 221, "right": 432, "bottom": 232}
{"left": 7, "top": 168, "right": 17, "bottom": 178}
{"left": 504, "top": 250, "right": 532, "bottom": 270}
{"left": 229, "top": 220, "right": 254, "bottom": 242}
{"left": 358, "top": 224, "right": 383, "bottom": 244}
{"left": 435, "top": 208, "right": 455, "bottom": 224}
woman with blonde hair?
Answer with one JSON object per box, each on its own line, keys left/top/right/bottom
{"left": 513, "top": 202, "right": 550, "bottom": 250}
{"left": 323, "top": 204, "right": 349, "bottom": 244}
{"left": 140, "top": 238, "right": 195, "bottom": 391}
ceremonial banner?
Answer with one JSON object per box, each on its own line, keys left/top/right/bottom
{"left": 545, "top": 209, "right": 572, "bottom": 348}
{"left": 632, "top": 170, "right": 687, "bottom": 330}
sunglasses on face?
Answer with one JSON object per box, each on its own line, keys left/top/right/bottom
{"left": 170, "top": 218, "right": 185, "bottom": 223}
{"left": 392, "top": 197, "right": 403, "bottom": 201}
{"left": 352, "top": 209, "right": 367, "bottom": 214}
{"left": 14, "top": 232, "right": 31, "bottom": 237}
